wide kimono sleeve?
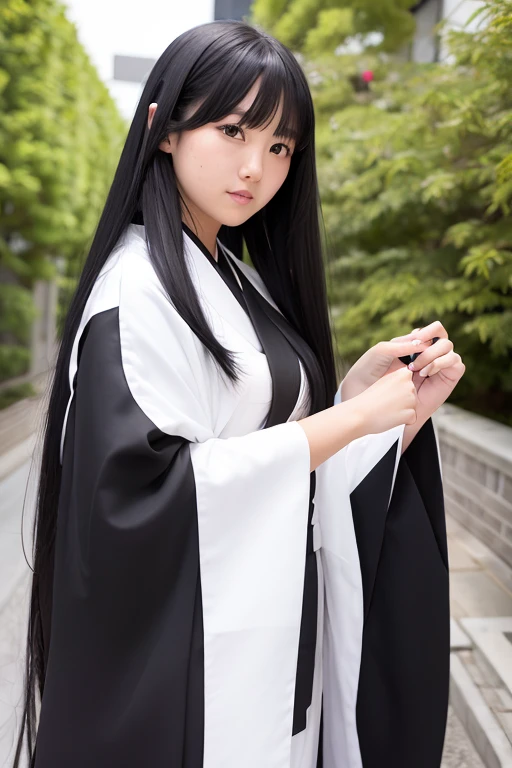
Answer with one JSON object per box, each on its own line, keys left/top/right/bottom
{"left": 319, "top": 379, "right": 450, "bottom": 768}
{"left": 34, "top": 249, "right": 312, "bottom": 768}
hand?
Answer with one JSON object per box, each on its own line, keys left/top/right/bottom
{"left": 342, "top": 335, "right": 431, "bottom": 400}
{"left": 351, "top": 366, "right": 418, "bottom": 435}
{"left": 393, "top": 320, "right": 466, "bottom": 420}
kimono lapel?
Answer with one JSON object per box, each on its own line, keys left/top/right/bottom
{"left": 182, "top": 223, "right": 301, "bottom": 430}
{"left": 217, "top": 252, "right": 301, "bottom": 430}
{"left": 180, "top": 226, "right": 263, "bottom": 353}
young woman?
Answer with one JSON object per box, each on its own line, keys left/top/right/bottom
{"left": 14, "top": 19, "right": 465, "bottom": 768}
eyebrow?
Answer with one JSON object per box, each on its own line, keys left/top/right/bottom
{"left": 227, "top": 109, "right": 298, "bottom": 142}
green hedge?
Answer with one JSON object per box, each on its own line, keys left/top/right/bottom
{"left": 0, "top": 381, "right": 35, "bottom": 409}
{"left": 0, "top": 344, "right": 30, "bottom": 381}
{"left": 0, "top": 0, "right": 126, "bottom": 381}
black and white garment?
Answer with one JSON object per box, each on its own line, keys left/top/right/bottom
{"left": 34, "top": 221, "right": 449, "bottom": 768}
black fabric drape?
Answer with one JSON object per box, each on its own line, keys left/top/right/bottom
{"left": 35, "top": 308, "right": 205, "bottom": 767}
{"left": 353, "top": 419, "right": 450, "bottom": 768}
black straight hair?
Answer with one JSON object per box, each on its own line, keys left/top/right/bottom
{"left": 12, "top": 19, "right": 337, "bottom": 766}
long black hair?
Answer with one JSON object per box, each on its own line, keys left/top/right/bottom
{"left": 13, "top": 18, "right": 337, "bottom": 766}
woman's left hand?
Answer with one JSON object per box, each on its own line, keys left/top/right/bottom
{"left": 342, "top": 320, "right": 466, "bottom": 420}
{"left": 394, "top": 321, "right": 466, "bottom": 418}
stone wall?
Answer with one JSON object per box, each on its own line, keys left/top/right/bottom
{"left": 433, "top": 404, "right": 512, "bottom": 569}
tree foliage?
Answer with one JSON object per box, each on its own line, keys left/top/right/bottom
{"left": 306, "top": 0, "right": 512, "bottom": 423}
{"left": 0, "top": 0, "right": 126, "bottom": 382}
{"left": 251, "top": 0, "right": 415, "bottom": 56}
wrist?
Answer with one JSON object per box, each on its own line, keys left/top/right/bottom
{"left": 341, "top": 371, "right": 367, "bottom": 401}
{"left": 335, "top": 397, "right": 367, "bottom": 442}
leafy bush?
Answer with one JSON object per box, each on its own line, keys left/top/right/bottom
{"left": 0, "top": 0, "right": 126, "bottom": 388}
{"left": 0, "top": 381, "right": 36, "bottom": 410}
{"left": 0, "top": 343, "right": 30, "bottom": 381}
{"left": 307, "top": 0, "right": 512, "bottom": 424}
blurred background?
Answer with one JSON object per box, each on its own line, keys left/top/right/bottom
{"left": 0, "top": 1, "right": 511, "bottom": 766}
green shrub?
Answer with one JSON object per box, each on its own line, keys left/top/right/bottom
{"left": 0, "top": 344, "right": 30, "bottom": 381}
{"left": 0, "top": 381, "right": 36, "bottom": 410}
{"left": 0, "top": 0, "right": 127, "bottom": 383}
{"left": 309, "top": 0, "right": 512, "bottom": 424}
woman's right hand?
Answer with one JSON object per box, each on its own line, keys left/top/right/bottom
{"left": 350, "top": 366, "right": 418, "bottom": 435}
{"left": 299, "top": 366, "right": 417, "bottom": 472}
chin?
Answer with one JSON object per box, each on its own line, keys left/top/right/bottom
{"left": 218, "top": 210, "right": 255, "bottom": 228}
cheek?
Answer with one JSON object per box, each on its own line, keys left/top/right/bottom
{"left": 262, "top": 161, "right": 291, "bottom": 200}
{"left": 175, "top": 132, "right": 228, "bottom": 183}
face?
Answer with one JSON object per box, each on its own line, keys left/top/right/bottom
{"left": 148, "top": 77, "right": 295, "bottom": 251}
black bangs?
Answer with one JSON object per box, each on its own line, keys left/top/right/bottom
{"left": 237, "top": 60, "right": 310, "bottom": 151}
{"left": 175, "top": 28, "right": 313, "bottom": 154}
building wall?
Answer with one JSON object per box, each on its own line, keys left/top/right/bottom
{"left": 215, "top": 0, "right": 252, "bottom": 20}
{"left": 439, "top": 0, "right": 487, "bottom": 61}
{"left": 434, "top": 405, "right": 512, "bottom": 568}
{"left": 411, "top": 0, "right": 443, "bottom": 63}
{"left": 408, "top": 0, "right": 486, "bottom": 63}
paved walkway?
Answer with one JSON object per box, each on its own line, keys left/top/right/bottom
{"left": 447, "top": 514, "right": 512, "bottom": 766}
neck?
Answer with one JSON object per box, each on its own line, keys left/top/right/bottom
{"left": 181, "top": 213, "right": 220, "bottom": 261}
{"left": 181, "top": 221, "right": 219, "bottom": 263}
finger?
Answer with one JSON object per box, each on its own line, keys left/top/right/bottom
{"left": 409, "top": 320, "right": 448, "bottom": 342}
{"left": 390, "top": 328, "right": 421, "bottom": 342}
{"left": 379, "top": 339, "right": 431, "bottom": 358}
{"left": 407, "top": 338, "right": 453, "bottom": 371}
{"left": 419, "top": 350, "right": 460, "bottom": 378}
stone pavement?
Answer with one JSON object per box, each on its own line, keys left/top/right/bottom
{"left": 0, "top": 574, "right": 30, "bottom": 768}
{"left": 443, "top": 705, "right": 485, "bottom": 767}
{"left": 447, "top": 514, "right": 512, "bottom": 767}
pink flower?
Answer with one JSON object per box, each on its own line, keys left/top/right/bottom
{"left": 361, "top": 70, "right": 374, "bottom": 83}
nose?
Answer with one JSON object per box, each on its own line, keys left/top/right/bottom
{"left": 239, "top": 148, "right": 264, "bottom": 182}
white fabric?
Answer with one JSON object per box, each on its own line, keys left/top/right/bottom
{"left": 62, "top": 224, "right": 407, "bottom": 768}
{"left": 59, "top": 242, "right": 126, "bottom": 462}
{"left": 319, "top": 376, "right": 403, "bottom": 768}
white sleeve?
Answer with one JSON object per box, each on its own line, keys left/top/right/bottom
{"left": 119, "top": 248, "right": 312, "bottom": 767}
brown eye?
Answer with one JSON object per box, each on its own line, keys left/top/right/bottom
{"left": 271, "top": 143, "right": 292, "bottom": 157}
{"left": 220, "top": 124, "right": 243, "bottom": 139}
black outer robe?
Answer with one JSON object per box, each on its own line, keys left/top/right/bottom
{"left": 33, "top": 221, "right": 449, "bottom": 768}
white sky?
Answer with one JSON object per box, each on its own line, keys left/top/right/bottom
{"left": 62, "top": 0, "right": 215, "bottom": 119}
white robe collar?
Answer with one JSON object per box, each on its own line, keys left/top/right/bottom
{"left": 126, "top": 222, "right": 270, "bottom": 353}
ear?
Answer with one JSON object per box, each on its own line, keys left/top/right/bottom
{"left": 148, "top": 103, "right": 173, "bottom": 154}
{"left": 158, "top": 136, "right": 173, "bottom": 154}
{"left": 148, "top": 102, "right": 158, "bottom": 130}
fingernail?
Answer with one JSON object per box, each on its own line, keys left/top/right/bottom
{"left": 419, "top": 367, "right": 430, "bottom": 377}
{"left": 411, "top": 339, "right": 422, "bottom": 346}
{"left": 408, "top": 362, "right": 415, "bottom": 371}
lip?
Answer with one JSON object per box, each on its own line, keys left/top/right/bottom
{"left": 228, "top": 191, "right": 253, "bottom": 205}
